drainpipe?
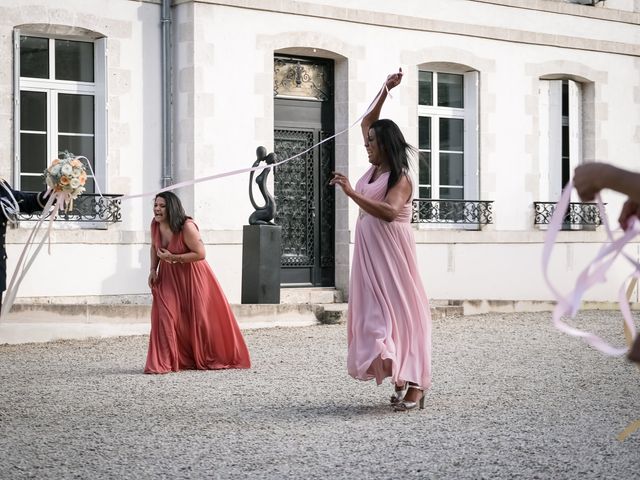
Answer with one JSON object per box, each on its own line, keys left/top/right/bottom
{"left": 161, "top": 0, "right": 173, "bottom": 187}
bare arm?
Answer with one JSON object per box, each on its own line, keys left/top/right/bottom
{"left": 150, "top": 244, "right": 159, "bottom": 272}
{"left": 574, "top": 163, "right": 640, "bottom": 203}
{"left": 361, "top": 69, "right": 403, "bottom": 143}
{"left": 148, "top": 244, "right": 159, "bottom": 288}
{"left": 330, "top": 172, "right": 412, "bottom": 222}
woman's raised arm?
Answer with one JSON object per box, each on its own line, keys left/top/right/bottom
{"left": 361, "top": 68, "right": 403, "bottom": 143}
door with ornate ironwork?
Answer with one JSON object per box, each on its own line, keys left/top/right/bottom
{"left": 273, "top": 56, "right": 334, "bottom": 286}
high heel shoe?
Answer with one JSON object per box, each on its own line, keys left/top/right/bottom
{"left": 393, "top": 386, "right": 425, "bottom": 411}
{"left": 390, "top": 382, "right": 408, "bottom": 404}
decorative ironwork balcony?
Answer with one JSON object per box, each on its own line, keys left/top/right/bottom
{"left": 533, "top": 201, "right": 602, "bottom": 229}
{"left": 16, "top": 193, "right": 122, "bottom": 223}
{"left": 412, "top": 199, "right": 494, "bottom": 225}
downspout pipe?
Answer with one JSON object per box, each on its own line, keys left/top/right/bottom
{"left": 161, "top": 0, "right": 173, "bottom": 187}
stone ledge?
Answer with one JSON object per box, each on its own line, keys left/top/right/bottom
{"left": 0, "top": 301, "right": 465, "bottom": 344}
{"left": 0, "top": 303, "right": 322, "bottom": 345}
{"left": 4, "top": 303, "right": 322, "bottom": 325}
{"left": 460, "top": 299, "right": 640, "bottom": 315}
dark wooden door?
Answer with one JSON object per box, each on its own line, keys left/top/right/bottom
{"left": 273, "top": 57, "right": 334, "bottom": 286}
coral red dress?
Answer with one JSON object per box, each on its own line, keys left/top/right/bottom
{"left": 145, "top": 219, "right": 251, "bottom": 373}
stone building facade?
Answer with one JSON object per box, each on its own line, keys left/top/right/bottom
{"left": 1, "top": 0, "right": 639, "bottom": 307}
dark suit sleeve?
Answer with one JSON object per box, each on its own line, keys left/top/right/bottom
{"left": 1, "top": 182, "right": 49, "bottom": 214}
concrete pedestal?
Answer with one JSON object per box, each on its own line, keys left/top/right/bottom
{"left": 241, "top": 224, "right": 282, "bottom": 304}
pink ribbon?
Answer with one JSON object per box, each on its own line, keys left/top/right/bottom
{"left": 542, "top": 180, "right": 639, "bottom": 356}
{"left": 119, "top": 83, "right": 392, "bottom": 202}
{"left": 0, "top": 192, "right": 59, "bottom": 320}
{"left": 0, "top": 81, "right": 393, "bottom": 323}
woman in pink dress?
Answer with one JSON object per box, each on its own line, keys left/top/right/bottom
{"left": 145, "top": 191, "right": 251, "bottom": 374}
{"left": 330, "top": 69, "right": 432, "bottom": 411}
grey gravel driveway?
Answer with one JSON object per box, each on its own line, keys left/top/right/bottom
{"left": 1, "top": 311, "right": 639, "bottom": 479}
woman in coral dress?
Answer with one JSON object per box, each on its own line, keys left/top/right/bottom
{"left": 145, "top": 191, "right": 251, "bottom": 374}
{"left": 330, "top": 69, "right": 432, "bottom": 410}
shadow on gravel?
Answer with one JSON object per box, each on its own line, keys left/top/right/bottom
{"left": 266, "top": 402, "right": 397, "bottom": 420}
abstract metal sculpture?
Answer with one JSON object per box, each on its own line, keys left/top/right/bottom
{"left": 248, "top": 146, "right": 277, "bottom": 225}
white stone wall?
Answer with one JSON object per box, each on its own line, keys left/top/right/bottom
{"left": 0, "top": 0, "right": 164, "bottom": 301}
{"left": 1, "top": 0, "right": 639, "bottom": 305}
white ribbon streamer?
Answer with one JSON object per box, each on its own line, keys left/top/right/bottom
{"left": 1, "top": 192, "right": 58, "bottom": 320}
{"left": 0, "top": 80, "right": 393, "bottom": 321}
{"left": 542, "top": 180, "right": 639, "bottom": 356}
{"left": 119, "top": 82, "right": 391, "bottom": 201}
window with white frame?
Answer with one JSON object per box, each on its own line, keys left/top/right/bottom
{"left": 417, "top": 69, "right": 479, "bottom": 218}
{"left": 15, "top": 33, "right": 106, "bottom": 193}
{"left": 539, "top": 79, "right": 582, "bottom": 201}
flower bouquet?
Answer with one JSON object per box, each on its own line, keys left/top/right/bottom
{"left": 44, "top": 151, "right": 88, "bottom": 201}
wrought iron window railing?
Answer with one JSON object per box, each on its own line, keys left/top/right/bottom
{"left": 412, "top": 199, "right": 494, "bottom": 225}
{"left": 16, "top": 193, "right": 122, "bottom": 223}
{"left": 533, "top": 201, "right": 602, "bottom": 228}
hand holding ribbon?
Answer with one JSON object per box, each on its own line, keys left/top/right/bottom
{"left": 542, "top": 180, "right": 639, "bottom": 356}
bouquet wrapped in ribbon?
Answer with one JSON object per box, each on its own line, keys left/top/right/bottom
{"left": 44, "top": 151, "right": 88, "bottom": 209}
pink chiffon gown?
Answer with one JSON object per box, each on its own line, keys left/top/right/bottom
{"left": 145, "top": 219, "right": 251, "bottom": 374}
{"left": 347, "top": 166, "right": 432, "bottom": 390}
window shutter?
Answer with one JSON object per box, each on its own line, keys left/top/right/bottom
{"left": 94, "top": 37, "right": 108, "bottom": 192}
{"left": 13, "top": 29, "right": 21, "bottom": 186}
{"left": 539, "top": 80, "right": 563, "bottom": 201}
{"left": 463, "top": 71, "right": 479, "bottom": 201}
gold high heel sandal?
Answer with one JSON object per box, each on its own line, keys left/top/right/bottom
{"left": 390, "top": 382, "right": 408, "bottom": 404}
{"left": 393, "top": 385, "right": 425, "bottom": 411}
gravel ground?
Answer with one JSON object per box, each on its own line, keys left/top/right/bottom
{"left": 0, "top": 311, "right": 639, "bottom": 479}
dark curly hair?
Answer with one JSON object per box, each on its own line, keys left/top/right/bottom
{"left": 155, "top": 191, "right": 188, "bottom": 233}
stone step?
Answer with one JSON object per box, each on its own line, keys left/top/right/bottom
{"left": 431, "top": 305, "right": 464, "bottom": 319}
{"left": 0, "top": 301, "right": 463, "bottom": 344}
{"left": 315, "top": 303, "right": 464, "bottom": 324}
{"left": 319, "top": 304, "right": 348, "bottom": 325}
{"left": 280, "top": 287, "right": 343, "bottom": 304}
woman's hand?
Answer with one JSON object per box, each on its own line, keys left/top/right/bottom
{"left": 329, "top": 172, "right": 354, "bottom": 196}
{"left": 385, "top": 68, "right": 403, "bottom": 91}
{"left": 148, "top": 270, "right": 158, "bottom": 289}
{"left": 574, "top": 163, "right": 612, "bottom": 201}
{"left": 157, "top": 248, "right": 176, "bottom": 263}
{"left": 619, "top": 199, "right": 640, "bottom": 231}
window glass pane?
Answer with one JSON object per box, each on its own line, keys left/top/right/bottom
{"left": 55, "top": 39, "right": 94, "bottom": 82}
{"left": 440, "top": 118, "right": 464, "bottom": 152}
{"left": 20, "top": 36, "right": 49, "bottom": 79}
{"left": 78, "top": 176, "right": 95, "bottom": 194}
{"left": 419, "top": 116, "right": 431, "bottom": 150}
{"left": 20, "top": 175, "right": 46, "bottom": 193}
{"left": 439, "top": 187, "right": 464, "bottom": 200}
{"left": 58, "top": 137, "right": 95, "bottom": 193}
{"left": 439, "top": 152, "right": 464, "bottom": 187}
{"left": 562, "top": 80, "right": 568, "bottom": 117}
{"left": 20, "top": 91, "right": 47, "bottom": 131}
{"left": 418, "top": 71, "right": 433, "bottom": 106}
{"left": 20, "top": 133, "right": 47, "bottom": 174}
{"left": 437, "top": 73, "right": 464, "bottom": 108}
{"left": 58, "top": 135, "right": 94, "bottom": 170}
{"left": 419, "top": 186, "right": 431, "bottom": 199}
{"left": 58, "top": 94, "right": 94, "bottom": 134}
{"left": 562, "top": 123, "right": 569, "bottom": 156}
{"left": 419, "top": 151, "right": 431, "bottom": 187}
{"left": 562, "top": 123, "right": 570, "bottom": 188}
